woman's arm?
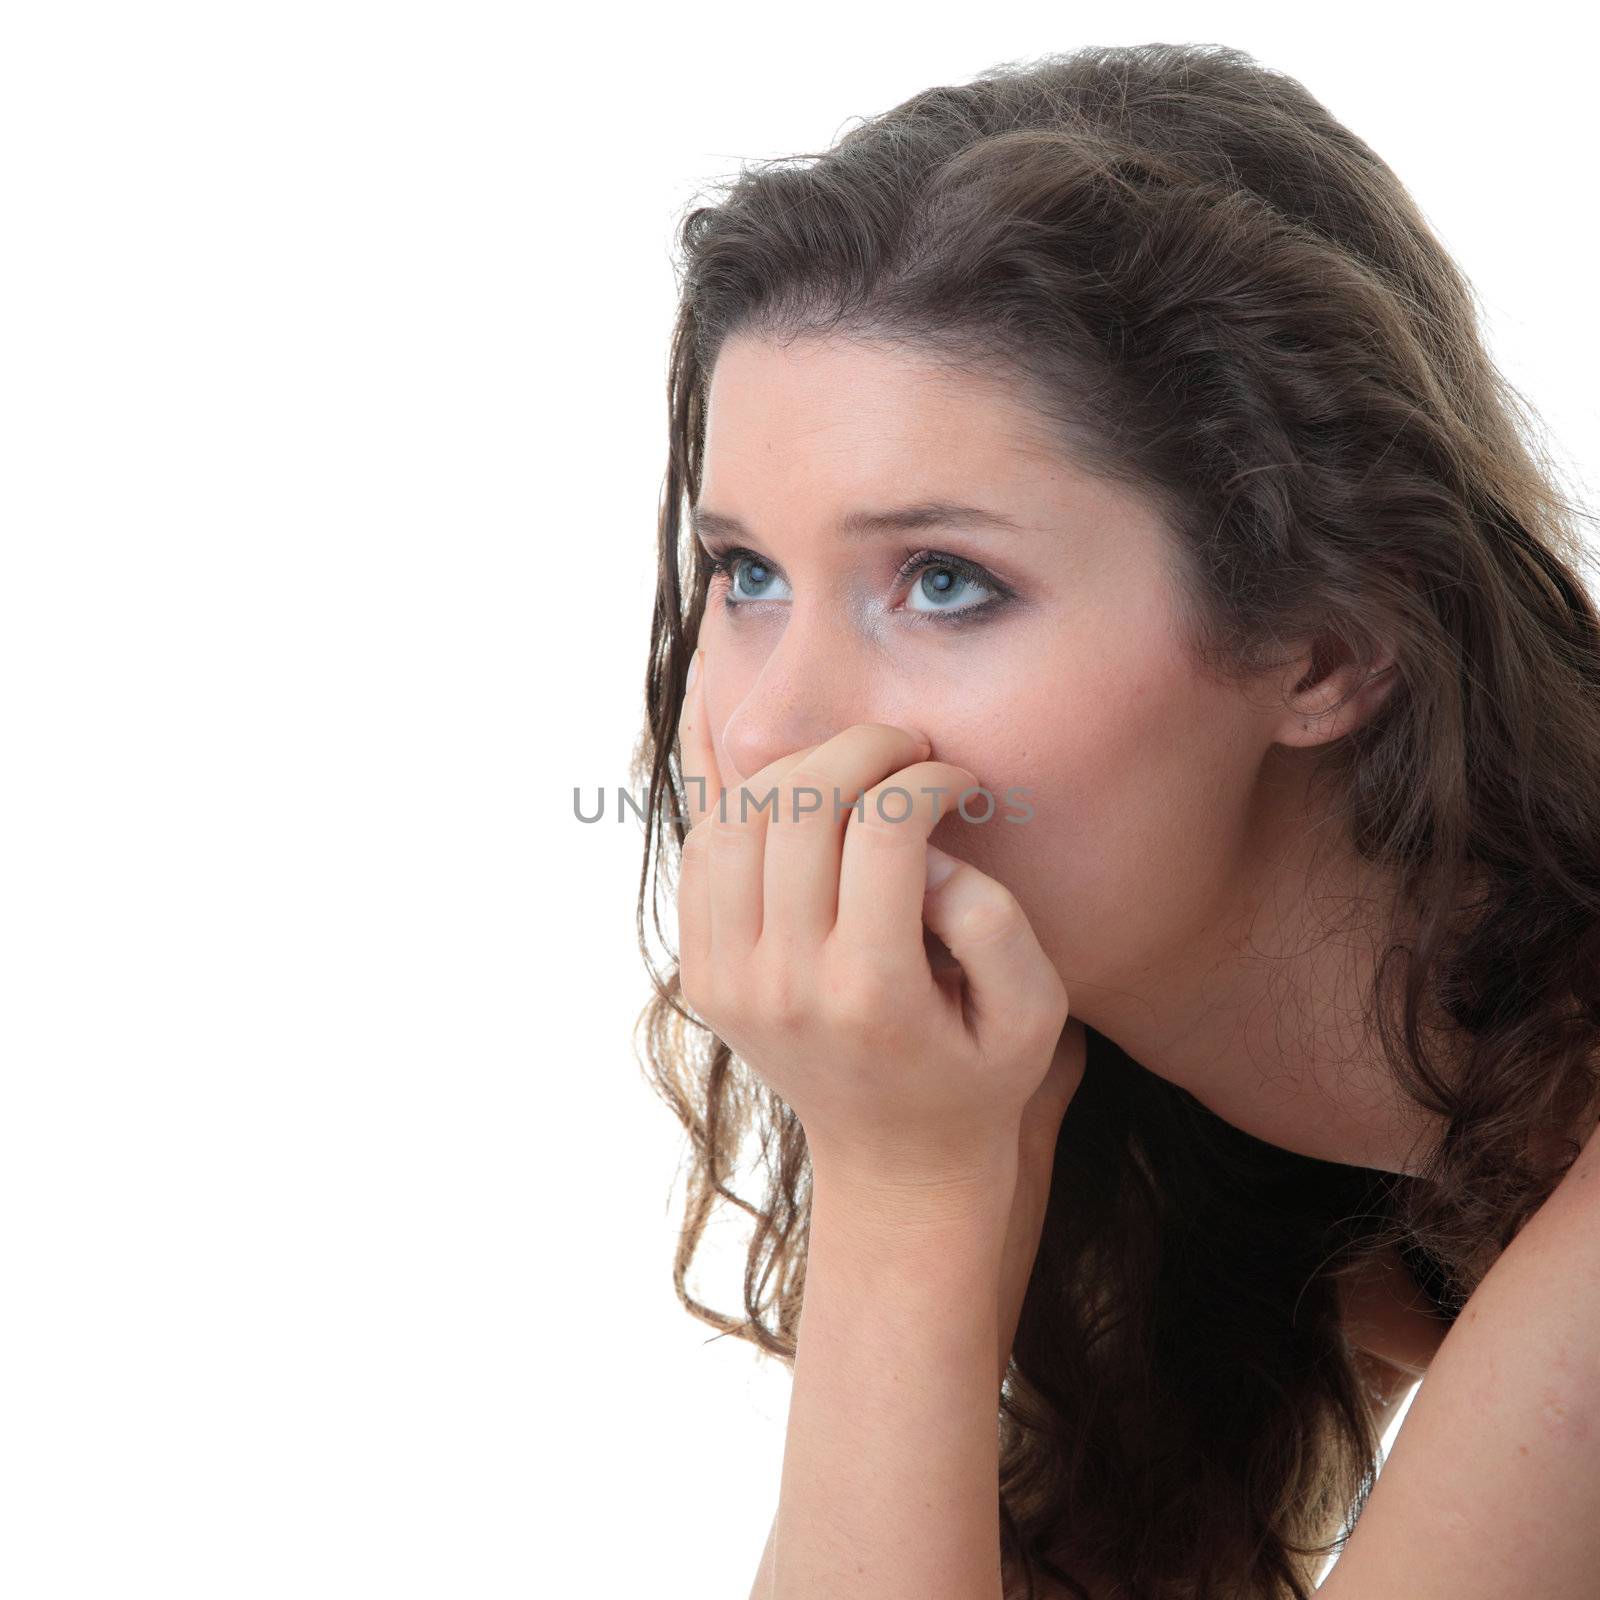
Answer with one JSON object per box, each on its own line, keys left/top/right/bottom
{"left": 673, "top": 672, "right": 1082, "bottom": 1598}
{"left": 751, "top": 1083, "right": 1074, "bottom": 1600}
{"left": 1319, "top": 1121, "right": 1600, "bottom": 1599}
{"left": 748, "top": 1510, "right": 777, "bottom": 1600}
{"left": 764, "top": 1155, "right": 1015, "bottom": 1600}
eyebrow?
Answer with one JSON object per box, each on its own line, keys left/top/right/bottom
{"left": 689, "top": 499, "right": 1030, "bottom": 543}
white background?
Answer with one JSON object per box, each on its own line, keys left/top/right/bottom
{"left": 3, "top": 4, "right": 1595, "bottom": 1596}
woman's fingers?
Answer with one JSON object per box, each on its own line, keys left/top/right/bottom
{"left": 919, "top": 846, "right": 1070, "bottom": 1049}
{"left": 674, "top": 648, "right": 719, "bottom": 984}
{"left": 832, "top": 759, "right": 978, "bottom": 969}
{"left": 676, "top": 680, "right": 1077, "bottom": 1157}
{"left": 677, "top": 669, "right": 1062, "bottom": 1066}
{"left": 760, "top": 723, "right": 932, "bottom": 948}
{"left": 707, "top": 742, "right": 821, "bottom": 956}
{"left": 676, "top": 646, "right": 809, "bottom": 968}
{"left": 674, "top": 647, "right": 724, "bottom": 831}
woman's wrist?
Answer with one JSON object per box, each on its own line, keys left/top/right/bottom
{"left": 806, "top": 1135, "right": 1019, "bottom": 1251}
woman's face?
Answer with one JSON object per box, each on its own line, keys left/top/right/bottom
{"left": 693, "top": 330, "right": 1302, "bottom": 1020}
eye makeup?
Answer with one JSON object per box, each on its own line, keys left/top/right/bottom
{"left": 699, "top": 540, "right": 1019, "bottom": 629}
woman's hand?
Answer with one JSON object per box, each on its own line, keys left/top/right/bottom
{"left": 673, "top": 643, "right": 1080, "bottom": 1201}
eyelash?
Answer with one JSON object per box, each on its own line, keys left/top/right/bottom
{"left": 700, "top": 543, "right": 1015, "bottom": 626}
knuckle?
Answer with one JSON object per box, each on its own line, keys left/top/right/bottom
{"left": 780, "top": 763, "right": 829, "bottom": 797}
{"left": 829, "top": 958, "right": 898, "bottom": 1032}
{"left": 752, "top": 950, "right": 808, "bottom": 1030}
{"left": 773, "top": 772, "right": 835, "bottom": 830}
{"left": 954, "top": 890, "right": 1025, "bottom": 948}
{"left": 1010, "top": 979, "right": 1072, "bottom": 1051}
{"left": 764, "top": 809, "right": 820, "bottom": 850}
{"left": 857, "top": 793, "right": 921, "bottom": 844}
{"left": 702, "top": 783, "right": 770, "bottom": 836}
{"left": 1045, "top": 970, "right": 1071, "bottom": 1017}
{"left": 853, "top": 784, "right": 921, "bottom": 836}
{"left": 1016, "top": 1003, "right": 1065, "bottom": 1052}
{"left": 768, "top": 989, "right": 807, "bottom": 1033}
{"left": 708, "top": 800, "right": 751, "bottom": 839}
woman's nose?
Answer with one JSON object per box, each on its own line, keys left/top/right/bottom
{"left": 718, "top": 626, "right": 884, "bottom": 784}
{"left": 721, "top": 689, "right": 852, "bottom": 787}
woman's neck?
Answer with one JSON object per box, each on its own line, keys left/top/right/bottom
{"left": 1072, "top": 766, "right": 1454, "bottom": 1176}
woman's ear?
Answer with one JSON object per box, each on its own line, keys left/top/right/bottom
{"left": 1272, "top": 632, "right": 1400, "bottom": 749}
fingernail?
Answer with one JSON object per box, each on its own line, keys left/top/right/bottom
{"left": 925, "top": 845, "right": 959, "bottom": 889}
{"left": 685, "top": 648, "right": 700, "bottom": 693}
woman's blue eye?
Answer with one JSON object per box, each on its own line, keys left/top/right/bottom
{"left": 703, "top": 545, "right": 1007, "bottom": 624}
{"left": 904, "top": 560, "right": 995, "bottom": 615}
{"left": 722, "top": 554, "right": 791, "bottom": 602}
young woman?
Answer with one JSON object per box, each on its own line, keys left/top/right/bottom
{"left": 632, "top": 43, "right": 1600, "bottom": 1600}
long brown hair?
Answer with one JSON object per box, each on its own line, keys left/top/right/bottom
{"left": 629, "top": 42, "right": 1600, "bottom": 1600}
